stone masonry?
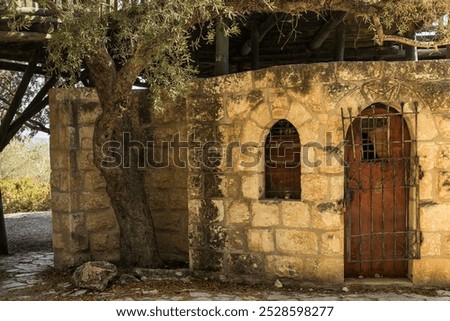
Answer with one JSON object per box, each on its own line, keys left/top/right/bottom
{"left": 50, "top": 60, "right": 450, "bottom": 285}
{"left": 187, "top": 60, "right": 450, "bottom": 285}
{"left": 50, "top": 89, "right": 189, "bottom": 268}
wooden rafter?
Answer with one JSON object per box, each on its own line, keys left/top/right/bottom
{"left": 240, "top": 13, "right": 284, "bottom": 56}
{"left": 309, "top": 11, "right": 347, "bottom": 51}
{"left": 0, "top": 50, "right": 38, "bottom": 151}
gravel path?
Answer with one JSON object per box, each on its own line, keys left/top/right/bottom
{"left": 3, "top": 211, "right": 52, "bottom": 254}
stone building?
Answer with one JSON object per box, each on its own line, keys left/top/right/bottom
{"left": 50, "top": 59, "right": 450, "bottom": 285}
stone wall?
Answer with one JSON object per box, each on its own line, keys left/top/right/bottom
{"left": 50, "top": 60, "right": 450, "bottom": 285}
{"left": 187, "top": 60, "right": 450, "bottom": 285}
{"left": 50, "top": 89, "right": 189, "bottom": 268}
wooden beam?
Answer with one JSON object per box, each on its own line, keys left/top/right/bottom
{"left": 251, "top": 23, "right": 260, "bottom": 70}
{"left": 309, "top": 11, "right": 347, "bottom": 51}
{"left": 447, "top": 45, "right": 450, "bottom": 59}
{"left": 0, "top": 190, "right": 8, "bottom": 255}
{"left": 241, "top": 13, "right": 283, "bottom": 56}
{"left": 0, "top": 50, "right": 38, "bottom": 152}
{"left": 0, "top": 31, "right": 51, "bottom": 43}
{"left": 405, "top": 31, "right": 418, "bottom": 61}
{"left": 334, "top": 21, "right": 346, "bottom": 61}
{"left": 0, "top": 60, "right": 45, "bottom": 74}
{"left": 215, "top": 21, "right": 229, "bottom": 76}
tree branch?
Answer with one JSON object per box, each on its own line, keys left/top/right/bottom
{"left": 84, "top": 44, "right": 116, "bottom": 109}
{"left": 372, "top": 15, "right": 449, "bottom": 49}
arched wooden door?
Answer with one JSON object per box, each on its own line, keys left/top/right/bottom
{"left": 343, "top": 103, "right": 419, "bottom": 278}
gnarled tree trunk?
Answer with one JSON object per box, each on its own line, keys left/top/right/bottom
{"left": 87, "top": 46, "right": 163, "bottom": 268}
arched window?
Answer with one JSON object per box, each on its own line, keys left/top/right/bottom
{"left": 264, "top": 119, "right": 301, "bottom": 199}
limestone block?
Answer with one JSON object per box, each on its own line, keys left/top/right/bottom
{"left": 205, "top": 225, "right": 228, "bottom": 250}
{"left": 86, "top": 208, "right": 118, "bottom": 233}
{"left": 80, "top": 191, "right": 110, "bottom": 210}
{"left": 443, "top": 232, "right": 450, "bottom": 256}
{"left": 250, "top": 103, "right": 272, "bottom": 128}
{"left": 188, "top": 95, "right": 224, "bottom": 122}
{"left": 195, "top": 199, "right": 223, "bottom": 223}
{"left": 299, "top": 120, "right": 321, "bottom": 147}
{"left": 79, "top": 126, "right": 94, "bottom": 150}
{"left": 251, "top": 202, "right": 280, "bottom": 227}
{"left": 188, "top": 199, "right": 202, "bottom": 223}
{"left": 219, "top": 175, "right": 239, "bottom": 198}
{"left": 50, "top": 150, "right": 71, "bottom": 171}
{"left": 317, "top": 149, "right": 343, "bottom": 174}
{"left": 434, "top": 114, "right": 450, "bottom": 139}
{"left": 240, "top": 120, "right": 263, "bottom": 144}
{"left": 276, "top": 229, "right": 318, "bottom": 254}
{"left": 89, "top": 233, "right": 110, "bottom": 252}
{"left": 417, "top": 109, "right": 439, "bottom": 140}
{"left": 77, "top": 150, "right": 95, "bottom": 170}
{"left": 242, "top": 174, "right": 264, "bottom": 199}
{"left": 269, "top": 89, "right": 290, "bottom": 119}
{"left": 302, "top": 174, "right": 329, "bottom": 201}
{"left": 437, "top": 144, "right": 450, "bottom": 170}
{"left": 187, "top": 174, "right": 203, "bottom": 198}
{"left": 280, "top": 201, "right": 310, "bottom": 228}
{"left": 248, "top": 229, "right": 275, "bottom": 252}
{"left": 227, "top": 202, "right": 250, "bottom": 224}
{"left": 285, "top": 101, "right": 313, "bottom": 130}
{"left": 90, "top": 250, "right": 121, "bottom": 264}
{"left": 169, "top": 188, "right": 188, "bottom": 210}
{"left": 417, "top": 142, "right": 438, "bottom": 171}
{"left": 311, "top": 202, "right": 342, "bottom": 230}
{"left": 152, "top": 211, "right": 182, "bottom": 232}
{"left": 233, "top": 141, "right": 264, "bottom": 172}
{"left": 413, "top": 259, "right": 450, "bottom": 285}
{"left": 253, "top": 69, "right": 277, "bottom": 88}
{"left": 304, "top": 258, "right": 343, "bottom": 283}
{"left": 421, "top": 232, "right": 442, "bottom": 257}
{"left": 438, "top": 171, "right": 450, "bottom": 199}
{"left": 265, "top": 255, "right": 303, "bottom": 277}
{"left": 84, "top": 170, "right": 107, "bottom": 190}
{"left": 329, "top": 175, "right": 344, "bottom": 202}
{"left": 189, "top": 249, "right": 224, "bottom": 272}
{"left": 336, "top": 61, "right": 382, "bottom": 81}
{"left": 419, "top": 171, "right": 435, "bottom": 201}
{"left": 320, "top": 231, "right": 343, "bottom": 256}
{"left": 228, "top": 253, "right": 264, "bottom": 275}
{"left": 148, "top": 188, "right": 169, "bottom": 210}
{"left": 188, "top": 224, "right": 206, "bottom": 248}
{"left": 49, "top": 95, "right": 74, "bottom": 127}
{"left": 52, "top": 233, "right": 64, "bottom": 250}
{"left": 201, "top": 72, "right": 253, "bottom": 95}
{"left": 146, "top": 170, "right": 172, "bottom": 189}
{"left": 51, "top": 192, "right": 77, "bottom": 213}
{"left": 77, "top": 101, "right": 101, "bottom": 125}
{"left": 226, "top": 228, "right": 248, "bottom": 251}
{"left": 51, "top": 171, "right": 71, "bottom": 193}
{"left": 226, "top": 90, "right": 264, "bottom": 120}
{"left": 421, "top": 203, "right": 450, "bottom": 231}
{"left": 170, "top": 232, "right": 189, "bottom": 255}
{"left": 171, "top": 169, "right": 188, "bottom": 188}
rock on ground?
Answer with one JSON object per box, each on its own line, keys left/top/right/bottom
{"left": 72, "top": 261, "right": 118, "bottom": 291}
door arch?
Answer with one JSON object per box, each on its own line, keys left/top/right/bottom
{"left": 343, "top": 103, "right": 418, "bottom": 278}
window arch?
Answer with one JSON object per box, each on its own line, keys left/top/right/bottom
{"left": 264, "top": 119, "right": 301, "bottom": 199}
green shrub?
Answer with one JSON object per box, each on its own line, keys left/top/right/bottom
{"left": 0, "top": 178, "right": 51, "bottom": 214}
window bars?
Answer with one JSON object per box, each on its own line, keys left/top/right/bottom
{"left": 264, "top": 119, "right": 301, "bottom": 200}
